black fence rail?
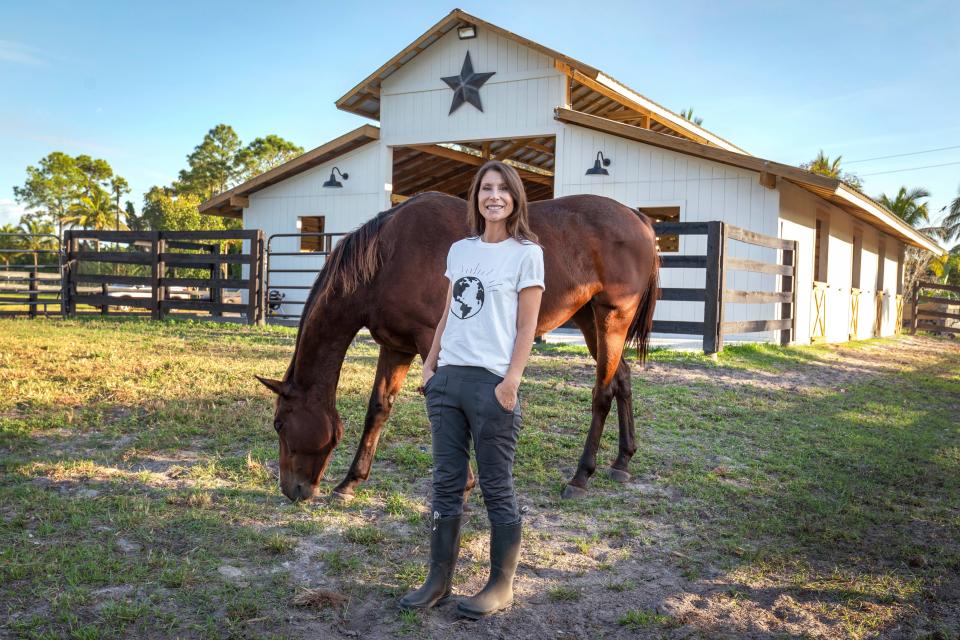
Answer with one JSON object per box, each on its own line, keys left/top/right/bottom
{"left": 63, "top": 230, "right": 265, "bottom": 324}
{"left": 910, "top": 281, "right": 960, "bottom": 335}
{"left": 652, "top": 221, "right": 797, "bottom": 354}
{"left": 265, "top": 232, "right": 346, "bottom": 323}
{"left": 0, "top": 233, "right": 63, "bottom": 318}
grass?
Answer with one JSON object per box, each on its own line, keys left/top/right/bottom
{"left": 1, "top": 317, "right": 958, "bottom": 639}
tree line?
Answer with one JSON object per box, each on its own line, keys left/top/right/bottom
{"left": 3, "top": 125, "right": 302, "bottom": 251}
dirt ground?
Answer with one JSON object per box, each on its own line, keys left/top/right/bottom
{"left": 276, "top": 336, "right": 960, "bottom": 640}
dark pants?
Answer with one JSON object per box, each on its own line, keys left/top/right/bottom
{"left": 425, "top": 365, "right": 522, "bottom": 525}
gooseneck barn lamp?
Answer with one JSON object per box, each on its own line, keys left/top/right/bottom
{"left": 323, "top": 167, "right": 349, "bottom": 188}
{"left": 585, "top": 152, "right": 611, "bottom": 176}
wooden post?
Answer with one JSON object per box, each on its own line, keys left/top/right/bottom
{"left": 246, "top": 231, "right": 264, "bottom": 326}
{"left": 101, "top": 282, "right": 109, "bottom": 316}
{"left": 780, "top": 242, "right": 796, "bottom": 346}
{"left": 151, "top": 232, "right": 165, "bottom": 321}
{"left": 702, "top": 221, "right": 723, "bottom": 354}
{"left": 63, "top": 231, "right": 76, "bottom": 318}
{"left": 28, "top": 267, "right": 38, "bottom": 319}
{"left": 210, "top": 243, "right": 222, "bottom": 318}
{"left": 716, "top": 224, "right": 729, "bottom": 352}
{"left": 910, "top": 285, "right": 919, "bottom": 334}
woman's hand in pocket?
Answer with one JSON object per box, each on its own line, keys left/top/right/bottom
{"left": 420, "top": 369, "right": 435, "bottom": 395}
{"left": 494, "top": 379, "right": 519, "bottom": 411}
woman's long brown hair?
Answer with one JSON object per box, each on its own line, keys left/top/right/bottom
{"left": 466, "top": 160, "right": 538, "bottom": 243}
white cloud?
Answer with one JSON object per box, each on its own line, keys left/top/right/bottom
{"left": 0, "top": 40, "right": 47, "bottom": 67}
{"left": 0, "top": 199, "right": 28, "bottom": 227}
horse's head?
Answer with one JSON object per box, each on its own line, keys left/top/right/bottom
{"left": 256, "top": 375, "right": 343, "bottom": 502}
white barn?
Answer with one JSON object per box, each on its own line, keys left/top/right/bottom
{"left": 200, "top": 9, "right": 942, "bottom": 344}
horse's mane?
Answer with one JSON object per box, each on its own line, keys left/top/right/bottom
{"left": 284, "top": 194, "right": 430, "bottom": 382}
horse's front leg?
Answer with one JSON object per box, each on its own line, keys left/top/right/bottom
{"left": 332, "top": 346, "right": 414, "bottom": 499}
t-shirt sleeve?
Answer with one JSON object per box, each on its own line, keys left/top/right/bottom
{"left": 443, "top": 244, "right": 454, "bottom": 282}
{"left": 517, "top": 245, "right": 545, "bottom": 291}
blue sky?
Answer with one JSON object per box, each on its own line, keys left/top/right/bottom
{"left": 2, "top": 0, "right": 958, "bottom": 236}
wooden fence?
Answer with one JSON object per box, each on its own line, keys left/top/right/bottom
{"left": 652, "top": 221, "right": 797, "bottom": 354}
{"left": 910, "top": 281, "right": 960, "bottom": 336}
{"left": 0, "top": 232, "right": 63, "bottom": 318}
{"left": 63, "top": 230, "right": 265, "bottom": 324}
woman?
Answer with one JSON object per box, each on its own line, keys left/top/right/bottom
{"left": 399, "top": 160, "right": 544, "bottom": 619}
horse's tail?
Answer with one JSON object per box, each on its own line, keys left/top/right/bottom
{"left": 626, "top": 212, "right": 660, "bottom": 363}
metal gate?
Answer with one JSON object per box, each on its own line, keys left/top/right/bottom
{"left": 265, "top": 232, "right": 345, "bottom": 324}
{"left": 0, "top": 232, "right": 63, "bottom": 318}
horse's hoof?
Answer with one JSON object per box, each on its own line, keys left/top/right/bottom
{"left": 561, "top": 484, "right": 588, "bottom": 500}
{"left": 329, "top": 490, "right": 354, "bottom": 503}
{"left": 607, "top": 467, "right": 631, "bottom": 483}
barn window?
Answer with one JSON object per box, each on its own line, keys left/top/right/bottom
{"left": 298, "top": 216, "right": 326, "bottom": 252}
{"left": 814, "top": 215, "right": 830, "bottom": 282}
{"left": 639, "top": 206, "right": 680, "bottom": 253}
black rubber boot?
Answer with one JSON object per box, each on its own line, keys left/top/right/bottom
{"left": 399, "top": 514, "right": 462, "bottom": 610}
{"left": 457, "top": 521, "right": 521, "bottom": 619}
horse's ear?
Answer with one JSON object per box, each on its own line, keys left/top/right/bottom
{"left": 255, "top": 375, "right": 285, "bottom": 395}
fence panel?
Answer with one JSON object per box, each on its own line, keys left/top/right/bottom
{"left": 265, "top": 233, "right": 346, "bottom": 324}
{"left": 911, "top": 281, "right": 960, "bottom": 335}
{"left": 0, "top": 233, "right": 63, "bottom": 318}
{"left": 652, "top": 221, "right": 797, "bottom": 354}
{"left": 63, "top": 230, "right": 264, "bottom": 324}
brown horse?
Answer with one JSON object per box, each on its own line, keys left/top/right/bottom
{"left": 257, "top": 191, "right": 658, "bottom": 502}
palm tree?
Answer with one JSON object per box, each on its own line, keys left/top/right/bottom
{"left": 17, "top": 218, "right": 57, "bottom": 270}
{"left": 805, "top": 150, "right": 843, "bottom": 179}
{"left": 679, "top": 107, "right": 703, "bottom": 126}
{"left": 0, "top": 223, "right": 20, "bottom": 268}
{"left": 940, "top": 184, "right": 960, "bottom": 244}
{"left": 65, "top": 188, "right": 121, "bottom": 231}
{"left": 879, "top": 186, "right": 931, "bottom": 227}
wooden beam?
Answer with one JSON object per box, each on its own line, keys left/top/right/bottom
{"left": 390, "top": 193, "right": 410, "bottom": 205}
{"left": 229, "top": 196, "right": 249, "bottom": 209}
{"left": 758, "top": 171, "right": 777, "bottom": 189}
{"left": 492, "top": 139, "right": 529, "bottom": 161}
{"left": 564, "top": 68, "right": 711, "bottom": 146}
{"left": 526, "top": 141, "right": 554, "bottom": 155}
{"left": 482, "top": 141, "right": 491, "bottom": 160}
{"left": 406, "top": 145, "right": 553, "bottom": 186}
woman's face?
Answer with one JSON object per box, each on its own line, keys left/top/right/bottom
{"left": 477, "top": 169, "right": 514, "bottom": 225}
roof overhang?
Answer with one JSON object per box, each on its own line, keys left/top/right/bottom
{"left": 335, "top": 9, "right": 741, "bottom": 152}
{"left": 199, "top": 125, "right": 380, "bottom": 218}
{"left": 554, "top": 108, "right": 945, "bottom": 254}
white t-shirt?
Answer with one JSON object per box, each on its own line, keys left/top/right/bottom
{"left": 438, "top": 236, "right": 545, "bottom": 377}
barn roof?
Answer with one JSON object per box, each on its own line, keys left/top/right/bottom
{"left": 199, "top": 125, "right": 380, "bottom": 218}
{"left": 335, "top": 9, "right": 746, "bottom": 154}
{"left": 556, "top": 108, "right": 945, "bottom": 254}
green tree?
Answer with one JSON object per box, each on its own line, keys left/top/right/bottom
{"left": 13, "top": 152, "right": 82, "bottom": 238}
{"left": 141, "top": 187, "right": 232, "bottom": 232}
{"left": 679, "top": 107, "right": 703, "bottom": 126}
{"left": 940, "top": 184, "right": 960, "bottom": 244}
{"left": 74, "top": 155, "right": 114, "bottom": 197}
{"left": 16, "top": 218, "right": 57, "bottom": 269}
{"left": 109, "top": 176, "right": 130, "bottom": 231}
{"left": 65, "top": 188, "right": 122, "bottom": 231}
{"left": 236, "top": 135, "right": 303, "bottom": 180}
{"left": 0, "top": 223, "right": 21, "bottom": 268}
{"left": 176, "top": 124, "right": 243, "bottom": 200}
{"left": 879, "top": 186, "right": 931, "bottom": 227}
{"left": 801, "top": 150, "right": 864, "bottom": 191}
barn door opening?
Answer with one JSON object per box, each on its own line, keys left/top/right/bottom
{"left": 390, "top": 136, "right": 555, "bottom": 204}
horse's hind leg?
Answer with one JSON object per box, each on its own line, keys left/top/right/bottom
{"left": 563, "top": 299, "right": 638, "bottom": 499}
{"left": 571, "top": 307, "right": 637, "bottom": 484}
{"left": 333, "top": 346, "right": 414, "bottom": 499}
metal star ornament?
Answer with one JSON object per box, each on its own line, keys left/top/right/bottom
{"left": 441, "top": 52, "right": 495, "bottom": 115}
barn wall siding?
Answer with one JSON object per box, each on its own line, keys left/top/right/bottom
{"left": 380, "top": 27, "right": 565, "bottom": 146}
{"left": 239, "top": 141, "right": 386, "bottom": 316}
{"left": 555, "top": 124, "right": 780, "bottom": 341}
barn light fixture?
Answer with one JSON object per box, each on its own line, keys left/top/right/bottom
{"left": 585, "top": 151, "right": 611, "bottom": 176}
{"left": 323, "top": 167, "right": 348, "bottom": 188}
{"left": 457, "top": 24, "right": 477, "bottom": 39}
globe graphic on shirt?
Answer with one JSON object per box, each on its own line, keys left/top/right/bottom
{"left": 451, "top": 276, "right": 485, "bottom": 319}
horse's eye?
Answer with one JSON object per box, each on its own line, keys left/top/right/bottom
{"left": 274, "top": 420, "right": 283, "bottom": 433}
